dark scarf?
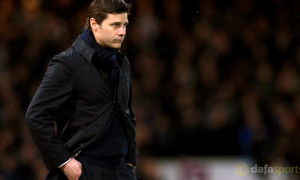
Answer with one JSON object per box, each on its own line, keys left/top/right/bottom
{"left": 80, "top": 29, "right": 120, "bottom": 88}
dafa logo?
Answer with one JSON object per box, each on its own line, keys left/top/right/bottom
{"left": 235, "top": 163, "right": 249, "bottom": 176}
{"left": 236, "top": 163, "right": 300, "bottom": 176}
{"left": 250, "top": 164, "right": 274, "bottom": 175}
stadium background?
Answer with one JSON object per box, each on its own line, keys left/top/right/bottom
{"left": 0, "top": 0, "right": 300, "bottom": 179}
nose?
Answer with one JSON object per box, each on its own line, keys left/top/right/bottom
{"left": 118, "top": 27, "right": 126, "bottom": 36}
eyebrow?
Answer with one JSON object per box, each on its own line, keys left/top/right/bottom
{"left": 110, "top": 21, "right": 129, "bottom": 25}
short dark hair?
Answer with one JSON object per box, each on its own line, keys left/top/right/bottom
{"left": 84, "top": 0, "right": 132, "bottom": 30}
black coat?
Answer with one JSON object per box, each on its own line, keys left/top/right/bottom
{"left": 25, "top": 36, "right": 137, "bottom": 170}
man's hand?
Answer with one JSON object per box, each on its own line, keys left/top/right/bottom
{"left": 60, "top": 158, "right": 82, "bottom": 180}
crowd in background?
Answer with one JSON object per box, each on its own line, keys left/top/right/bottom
{"left": 0, "top": 0, "right": 300, "bottom": 179}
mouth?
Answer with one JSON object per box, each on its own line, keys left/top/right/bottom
{"left": 114, "top": 40, "right": 123, "bottom": 43}
{"left": 114, "top": 37, "right": 124, "bottom": 42}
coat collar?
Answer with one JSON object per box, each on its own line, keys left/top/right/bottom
{"left": 72, "top": 36, "right": 126, "bottom": 64}
{"left": 72, "top": 36, "right": 95, "bottom": 63}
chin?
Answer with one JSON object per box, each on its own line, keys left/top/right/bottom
{"left": 112, "top": 44, "right": 122, "bottom": 49}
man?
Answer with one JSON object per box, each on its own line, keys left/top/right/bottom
{"left": 25, "top": 0, "right": 137, "bottom": 179}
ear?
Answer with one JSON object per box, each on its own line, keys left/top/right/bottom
{"left": 90, "top": 18, "right": 98, "bottom": 31}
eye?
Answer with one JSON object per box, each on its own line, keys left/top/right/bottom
{"left": 112, "top": 23, "right": 120, "bottom": 28}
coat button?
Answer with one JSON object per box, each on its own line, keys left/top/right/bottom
{"left": 97, "top": 121, "right": 103, "bottom": 128}
{"left": 101, "top": 73, "right": 107, "bottom": 79}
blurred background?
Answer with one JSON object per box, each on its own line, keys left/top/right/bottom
{"left": 1, "top": 0, "right": 300, "bottom": 179}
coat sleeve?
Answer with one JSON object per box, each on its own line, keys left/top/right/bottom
{"left": 25, "top": 59, "right": 73, "bottom": 170}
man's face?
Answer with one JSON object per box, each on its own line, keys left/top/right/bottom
{"left": 91, "top": 13, "right": 129, "bottom": 49}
